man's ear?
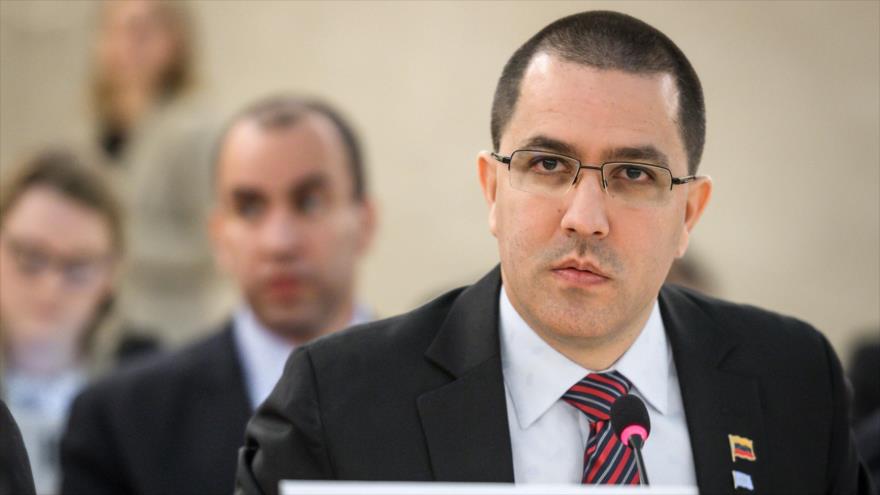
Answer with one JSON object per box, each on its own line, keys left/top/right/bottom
{"left": 477, "top": 151, "right": 499, "bottom": 237}
{"left": 209, "top": 207, "right": 232, "bottom": 272}
{"left": 676, "top": 176, "right": 712, "bottom": 257}
{"left": 354, "top": 197, "right": 378, "bottom": 256}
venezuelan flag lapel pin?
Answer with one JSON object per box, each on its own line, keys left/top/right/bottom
{"left": 728, "top": 434, "right": 757, "bottom": 462}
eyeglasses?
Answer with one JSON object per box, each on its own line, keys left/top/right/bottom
{"left": 1, "top": 236, "right": 111, "bottom": 289}
{"left": 492, "top": 149, "right": 700, "bottom": 207}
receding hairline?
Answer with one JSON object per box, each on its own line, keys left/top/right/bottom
{"left": 502, "top": 51, "right": 686, "bottom": 152}
{"left": 490, "top": 10, "right": 706, "bottom": 174}
{"left": 214, "top": 110, "right": 355, "bottom": 193}
{"left": 211, "top": 96, "right": 366, "bottom": 201}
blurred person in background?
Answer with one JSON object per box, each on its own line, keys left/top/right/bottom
{"left": 0, "top": 150, "right": 157, "bottom": 495}
{"left": 84, "top": 0, "right": 232, "bottom": 343}
{"left": 849, "top": 336, "right": 880, "bottom": 427}
{"left": 664, "top": 254, "right": 716, "bottom": 296}
{"left": 61, "top": 95, "right": 376, "bottom": 495}
{"left": 850, "top": 335, "right": 880, "bottom": 493}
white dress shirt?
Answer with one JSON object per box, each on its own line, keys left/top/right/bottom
{"left": 233, "top": 304, "right": 372, "bottom": 409}
{"left": 4, "top": 366, "right": 86, "bottom": 495}
{"left": 499, "top": 285, "right": 697, "bottom": 486}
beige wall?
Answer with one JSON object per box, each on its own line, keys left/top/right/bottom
{"left": 1, "top": 1, "right": 878, "bottom": 360}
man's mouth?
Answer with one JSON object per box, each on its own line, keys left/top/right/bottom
{"left": 550, "top": 258, "right": 612, "bottom": 285}
{"left": 263, "top": 274, "right": 308, "bottom": 297}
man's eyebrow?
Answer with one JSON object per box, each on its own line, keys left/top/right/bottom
{"left": 602, "top": 146, "right": 670, "bottom": 168}
{"left": 290, "top": 173, "right": 330, "bottom": 198}
{"left": 517, "top": 135, "right": 579, "bottom": 157}
{"left": 230, "top": 187, "right": 265, "bottom": 202}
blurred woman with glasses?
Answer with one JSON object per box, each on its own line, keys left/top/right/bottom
{"left": 0, "top": 149, "right": 157, "bottom": 495}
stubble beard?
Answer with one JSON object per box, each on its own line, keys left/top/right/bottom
{"left": 506, "top": 235, "right": 631, "bottom": 345}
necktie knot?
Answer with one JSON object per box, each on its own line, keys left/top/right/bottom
{"left": 562, "top": 370, "right": 640, "bottom": 484}
{"left": 563, "top": 370, "right": 632, "bottom": 422}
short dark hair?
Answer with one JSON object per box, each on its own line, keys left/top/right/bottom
{"left": 491, "top": 11, "right": 706, "bottom": 174}
{"left": 214, "top": 95, "right": 367, "bottom": 200}
{"left": 0, "top": 149, "right": 124, "bottom": 253}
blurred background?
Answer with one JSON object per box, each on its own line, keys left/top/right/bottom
{"left": 1, "top": 0, "right": 877, "bottom": 363}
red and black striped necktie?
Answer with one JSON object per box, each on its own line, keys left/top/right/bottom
{"left": 562, "top": 371, "right": 641, "bottom": 484}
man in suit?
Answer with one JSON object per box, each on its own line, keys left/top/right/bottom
{"left": 60, "top": 96, "right": 376, "bottom": 495}
{"left": 237, "top": 11, "right": 872, "bottom": 495}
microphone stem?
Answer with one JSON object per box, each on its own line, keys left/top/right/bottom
{"left": 629, "top": 436, "right": 650, "bottom": 486}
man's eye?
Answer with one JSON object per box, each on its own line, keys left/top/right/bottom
{"left": 626, "top": 167, "right": 645, "bottom": 180}
{"left": 615, "top": 166, "right": 656, "bottom": 182}
{"left": 296, "top": 190, "right": 328, "bottom": 215}
{"left": 17, "top": 251, "right": 49, "bottom": 274}
{"left": 62, "top": 260, "right": 101, "bottom": 285}
{"left": 540, "top": 158, "right": 559, "bottom": 171}
{"left": 234, "top": 199, "right": 265, "bottom": 220}
{"left": 529, "top": 156, "right": 570, "bottom": 174}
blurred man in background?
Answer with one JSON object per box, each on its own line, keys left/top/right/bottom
{"left": 0, "top": 150, "right": 157, "bottom": 495}
{"left": 60, "top": 95, "right": 376, "bottom": 495}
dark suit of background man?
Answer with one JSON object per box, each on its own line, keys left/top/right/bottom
{"left": 238, "top": 11, "right": 872, "bottom": 495}
{"left": 60, "top": 96, "right": 376, "bottom": 495}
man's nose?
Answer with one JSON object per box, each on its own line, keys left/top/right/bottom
{"left": 559, "top": 168, "right": 610, "bottom": 238}
{"left": 33, "top": 267, "right": 68, "bottom": 294}
{"left": 259, "top": 210, "right": 304, "bottom": 255}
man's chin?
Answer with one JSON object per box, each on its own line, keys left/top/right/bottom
{"left": 250, "top": 305, "right": 325, "bottom": 340}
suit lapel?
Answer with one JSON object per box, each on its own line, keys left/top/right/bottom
{"left": 418, "top": 267, "right": 515, "bottom": 482}
{"left": 204, "top": 324, "right": 254, "bottom": 453}
{"left": 660, "top": 287, "right": 768, "bottom": 494}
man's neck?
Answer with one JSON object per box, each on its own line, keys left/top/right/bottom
{"left": 504, "top": 290, "right": 654, "bottom": 371}
{"left": 256, "top": 300, "right": 357, "bottom": 348}
{"left": 294, "top": 302, "right": 356, "bottom": 347}
{"left": 533, "top": 318, "right": 647, "bottom": 371}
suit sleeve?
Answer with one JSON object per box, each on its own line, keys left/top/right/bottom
{"left": 59, "top": 387, "right": 130, "bottom": 495}
{"left": 236, "top": 347, "right": 334, "bottom": 495}
{"left": 821, "top": 334, "right": 875, "bottom": 495}
{"left": 0, "top": 400, "right": 36, "bottom": 495}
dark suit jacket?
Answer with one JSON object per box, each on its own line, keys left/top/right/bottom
{"left": 237, "top": 267, "right": 872, "bottom": 495}
{"left": 61, "top": 324, "right": 252, "bottom": 495}
{"left": 1, "top": 399, "right": 36, "bottom": 495}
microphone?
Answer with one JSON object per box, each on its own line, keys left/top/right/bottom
{"left": 611, "top": 394, "right": 651, "bottom": 486}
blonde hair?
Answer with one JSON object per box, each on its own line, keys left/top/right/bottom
{"left": 90, "top": 0, "right": 196, "bottom": 128}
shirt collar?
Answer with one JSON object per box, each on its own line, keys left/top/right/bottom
{"left": 233, "top": 303, "right": 373, "bottom": 409}
{"left": 3, "top": 366, "right": 87, "bottom": 417}
{"left": 499, "top": 285, "right": 670, "bottom": 429}
{"left": 233, "top": 306, "right": 297, "bottom": 409}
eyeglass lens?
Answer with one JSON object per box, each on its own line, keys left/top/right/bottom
{"left": 2, "top": 237, "right": 107, "bottom": 288}
{"left": 507, "top": 150, "right": 673, "bottom": 206}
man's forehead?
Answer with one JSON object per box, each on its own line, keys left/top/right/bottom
{"left": 520, "top": 53, "right": 680, "bottom": 119}
{"left": 505, "top": 53, "right": 686, "bottom": 166}
{"left": 217, "top": 115, "right": 347, "bottom": 190}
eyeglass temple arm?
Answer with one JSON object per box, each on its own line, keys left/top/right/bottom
{"left": 491, "top": 152, "right": 512, "bottom": 164}
{"left": 671, "top": 175, "right": 699, "bottom": 186}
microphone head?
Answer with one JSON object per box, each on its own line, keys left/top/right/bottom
{"left": 611, "top": 394, "right": 651, "bottom": 446}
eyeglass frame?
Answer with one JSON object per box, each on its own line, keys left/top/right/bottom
{"left": 490, "top": 149, "right": 700, "bottom": 198}
{"left": 0, "top": 235, "right": 113, "bottom": 289}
